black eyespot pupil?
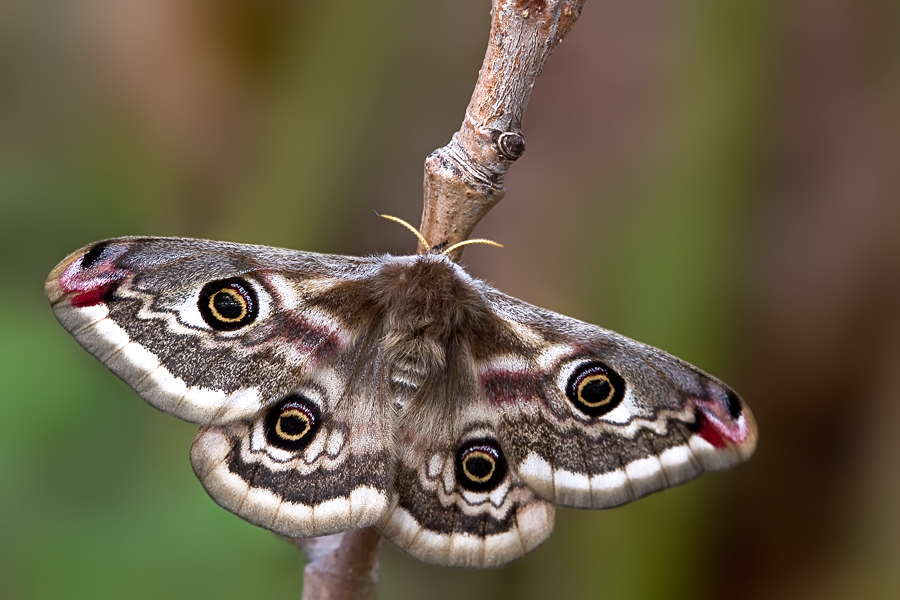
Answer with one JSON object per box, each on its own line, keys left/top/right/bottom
{"left": 278, "top": 412, "right": 308, "bottom": 437}
{"left": 565, "top": 361, "right": 626, "bottom": 417}
{"left": 212, "top": 290, "right": 244, "bottom": 320}
{"left": 465, "top": 455, "right": 493, "bottom": 479}
{"left": 581, "top": 377, "right": 612, "bottom": 404}
{"left": 455, "top": 440, "right": 507, "bottom": 492}
{"left": 264, "top": 396, "right": 320, "bottom": 451}
{"left": 198, "top": 278, "right": 258, "bottom": 331}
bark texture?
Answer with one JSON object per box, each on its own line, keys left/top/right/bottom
{"left": 296, "top": 528, "right": 382, "bottom": 600}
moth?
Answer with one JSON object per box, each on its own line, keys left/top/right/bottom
{"left": 45, "top": 228, "right": 756, "bottom": 568}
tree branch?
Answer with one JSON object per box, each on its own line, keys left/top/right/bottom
{"left": 295, "top": 1, "right": 587, "bottom": 597}
{"left": 420, "top": 0, "right": 587, "bottom": 260}
{"left": 294, "top": 528, "right": 382, "bottom": 600}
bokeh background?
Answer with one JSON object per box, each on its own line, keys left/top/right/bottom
{"left": 2, "top": 0, "right": 899, "bottom": 598}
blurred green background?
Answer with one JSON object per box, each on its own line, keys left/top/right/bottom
{"left": 3, "top": 1, "right": 899, "bottom": 598}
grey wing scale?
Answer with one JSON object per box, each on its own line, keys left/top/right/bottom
{"left": 47, "top": 237, "right": 396, "bottom": 535}
{"left": 45, "top": 237, "right": 381, "bottom": 425}
{"left": 191, "top": 328, "right": 396, "bottom": 537}
{"left": 478, "top": 288, "right": 757, "bottom": 510}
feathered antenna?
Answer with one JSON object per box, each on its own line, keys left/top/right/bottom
{"left": 377, "top": 213, "right": 502, "bottom": 254}
{"left": 441, "top": 238, "right": 503, "bottom": 254}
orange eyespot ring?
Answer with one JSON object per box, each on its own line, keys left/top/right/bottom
{"left": 455, "top": 439, "right": 507, "bottom": 492}
{"left": 577, "top": 373, "right": 614, "bottom": 407}
{"left": 565, "top": 361, "right": 626, "bottom": 417}
{"left": 198, "top": 278, "right": 258, "bottom": 331}
{"left": 275, "top": 408, "right": 311, "bottom": 441}
{"left": 208, "top": 288, "right": 248, "bottom": 323}
{"left": 264, "top": 396, "right": 320, "bottom": 451}
{"left": 462, "top": 450, "right": 496, "bottom": 483}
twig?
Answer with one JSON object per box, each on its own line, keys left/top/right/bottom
{"left": 295, "top": 0, "right": 587, "bottom": 597}
{"left": 420, "top": 0, "right": 587, "bottom": 260}
{"left": 294, "top": 528, "right": 382, "bottom": 600}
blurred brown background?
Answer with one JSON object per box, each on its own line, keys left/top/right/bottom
{"left": 2, "top": 0, "right": 899, "bottom": 598}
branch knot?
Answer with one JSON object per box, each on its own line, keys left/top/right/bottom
{"left": 492, "top": 130, "right": 526, "bottom": 161}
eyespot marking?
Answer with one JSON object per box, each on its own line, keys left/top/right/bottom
{"left": 726, "top": 389, "right": 743, "bottom": 419}
{"left": 198, "top": 278, "right": 258, "bottom": 331}
{"left": 455, "top": 439, "right": 507, "bottom": 492}
{"left": 80, "top": 243, "right": 108, "bottom": 270}
{"left": 264, "top": 395, "right": 321, "bottom": 452}
{"left": 565, "top": 361, "right": 625, "bottom": 417}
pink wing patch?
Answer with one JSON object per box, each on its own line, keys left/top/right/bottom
{"left": 59, "top": 244, "right": 130, "bottom": 307}
{"left": 693, "top": 395, "right": 753, "bottom": 449}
